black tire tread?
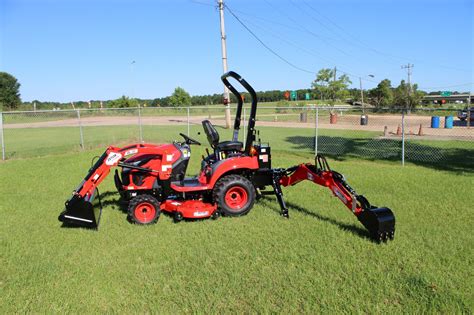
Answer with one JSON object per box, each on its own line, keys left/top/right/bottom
{"left": 128, "top": 194, "right": 161, "bottom": 225}
{"left": 213, "top": 174, "right": 255, "bottom": 217}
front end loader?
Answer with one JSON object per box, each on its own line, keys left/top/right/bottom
{"left": 59, "top": 71, "right": 395, "bottom": 242}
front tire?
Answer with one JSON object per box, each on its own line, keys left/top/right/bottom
{"left": 128, "top": 194, "right": 160, "bottom": 225}
{"left": 213, "top": 174, "right": 255, "bottom": 217}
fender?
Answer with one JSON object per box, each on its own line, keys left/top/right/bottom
{"left": 169, "top": 156, "right": 259, "bottom": 193}
{"left": 207, "top": 156, "right": 259, "bottom": 188}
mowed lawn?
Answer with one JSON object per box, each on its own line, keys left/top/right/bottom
{"left": 0, "top": 142, "right": 473, "bottom": 312}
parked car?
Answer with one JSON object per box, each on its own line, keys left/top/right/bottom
{"left": 457, "top": 107, "right": 474, "bottom": 122}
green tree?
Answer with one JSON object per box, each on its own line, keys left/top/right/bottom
{"left": 393, "top": 80, "right": 424, "bottom": 109}
{"left": 169, "top": 87, "right": 191, "bottom": 107}
{"left": 311, "top": 69, "right": 351, "bottom": 102}
{"left": 369, "top": 79, "right": 394, "bottom": 107}
{"left": 109, "top": 96, "right": 139, "bottom": 108}
{"left": 311, "top": 68, "right": 333, "bottom": 101}
{"left": 0, "top": 72, "right": 22, "bottom": 110}
{"left": 329, "top": 73, "right": 352, "bottom": 101}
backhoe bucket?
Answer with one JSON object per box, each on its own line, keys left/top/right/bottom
{"left": 58, "top": 188, "right": 102, "bottom": 229}
{"left": 357, "top": 207, "right": 395, "bottom": 242}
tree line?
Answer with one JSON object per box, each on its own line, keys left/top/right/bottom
{"left": 0, "top": 70, "right": 468, "bottom": 111}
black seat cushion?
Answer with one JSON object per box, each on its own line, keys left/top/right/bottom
{"left": 216, "top": 141, "right": 243, "bottom": 151}
{"left": 202, "top": 120, "right": 219, "bottom": 148}
{"left": 202, "top": 120, "right": 243, "bottom": 152}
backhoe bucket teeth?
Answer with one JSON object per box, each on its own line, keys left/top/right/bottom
{"left": 357, "top": 207, "right": 395, "bottom": 242}
{"left": 58, "top": 188, "right": 102, "bottom": 229}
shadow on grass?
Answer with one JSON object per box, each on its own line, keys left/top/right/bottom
{"left": 259, "top": 198, "right": 374, "bottom": 242}
{"left": 286, "top": 135, "right": 474, "bottom": 173}
{"left": 100, "top": 191, "right": 128, "bottom": 214}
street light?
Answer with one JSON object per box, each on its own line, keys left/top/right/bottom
{"left": 359, "top": 74, "right": 375, "bottom": 107}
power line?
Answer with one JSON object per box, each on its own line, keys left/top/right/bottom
{"left": 224, "top": 4, "right": 315, "bottom": 74}
{"left": 189, "top": 0, "right": 215, "bottom": 7}
{"left": 219, "top": 2, "right": 466, "bottom": 91}
{"left": 298, "top": 0, "right": 470, "bottom": 73}
{"left": 225, "top": 7, "right": 333, "bottom": 41}
{"left": 240, "top": 16, "right": 341, "bottom": 66}
{"left": 225, "top": 4, "right": 380, "bottom": 84}
{"left": 261, "top": 0, "right": 352, "bottom": 58}
{"left": 298, "top": 0, "right": 402, "bottom": 65}
{"left": 228, "top": 7, "right": 379, "bottom": 82}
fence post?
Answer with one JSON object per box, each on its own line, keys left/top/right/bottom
{"left": 243, "top": 107, "right": 246, "bottom": 143}
{"left": 77, "top": 110, "right": 84, "bottom": 149}
{"left": 187, "top": 107, "right": 190, "bottom": 136}
{"left": 468, "top": 107, "right": 471, "bottom": 129}
{"left": 401, "top": 110, "right": 405, "bottom": 166}
{"left": 0, "top": 112, "right": 5, "bottom": 160}
{"left": 138, "top": 106, "right": 143, "bottom": 142}
{"left": 314, "top": 106, "right": 319, "bottom": 156}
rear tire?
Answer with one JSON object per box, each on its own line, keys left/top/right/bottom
{"left": 213, "top": 174, "right": 255, "bottom": 217}
{"left": 128, "top": 194, "right": 160, "bottom": 225}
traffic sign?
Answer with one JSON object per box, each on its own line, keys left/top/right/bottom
{"left": 290, "top": 91, "right": 297, "bottom": 101}
{"left": 441, "top": 91, "right": 452, "bottom": 97}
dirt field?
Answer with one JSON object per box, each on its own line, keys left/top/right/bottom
{"left": 4, "top": 114, "right": 473, "bottom": 140}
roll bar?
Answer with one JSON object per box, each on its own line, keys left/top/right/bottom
{"left": 221, "top": 71, "right": 258, "bottom": 154}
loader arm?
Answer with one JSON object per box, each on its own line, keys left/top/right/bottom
{"left": 273, "top": 155, "right": 395, "bottom": 242}
{"left": 58, "top": 144, "right": 166, "bottom": 228}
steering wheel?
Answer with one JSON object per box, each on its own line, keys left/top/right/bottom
{"left": 179, "top": 133, "right": 201, "bottom": 146}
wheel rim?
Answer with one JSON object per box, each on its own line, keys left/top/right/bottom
{"left": 134, "top": 202, "right": 156, "bottom": 223}
{"left": 225, "top": 186, "right": 248, "bottom": 210}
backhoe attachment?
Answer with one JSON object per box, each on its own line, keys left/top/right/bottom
{"left": 275, "top": 155, "right": 395, "bottom": 242}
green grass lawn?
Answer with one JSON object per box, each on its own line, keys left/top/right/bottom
{"left": 0, "top": 144, "right": 473, "bottom": 313}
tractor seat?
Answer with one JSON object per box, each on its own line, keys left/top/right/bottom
{"left": 216, "top": 141, "right": 243, "bottom": 151}
{"left": 202, "top": 120, "right": 243, "bottom": 152}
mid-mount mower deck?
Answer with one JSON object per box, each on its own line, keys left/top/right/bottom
{"left": 59, "top": 71, "right": 395, "bottom": 242}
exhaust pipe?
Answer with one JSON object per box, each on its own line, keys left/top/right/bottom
{"left": 58, "top": 188, "right": 103, "bottom": 229}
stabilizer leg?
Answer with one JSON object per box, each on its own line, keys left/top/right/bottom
{"left": 271, "top": 170, "right": 289, "bottom": 218}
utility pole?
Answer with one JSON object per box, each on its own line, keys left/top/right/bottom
{"left": 401, "top": 63, "right": 414, "bottom": 95}
{"left": 218, "top": 0, "right": 232, "bottom": 128}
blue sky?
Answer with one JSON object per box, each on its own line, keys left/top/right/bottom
{"left": 1, "top": 0, "right": 472, "bottom": 102}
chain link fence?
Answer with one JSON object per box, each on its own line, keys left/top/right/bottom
{"left": 1, "top": 106, "right": 473, "bottom": 170}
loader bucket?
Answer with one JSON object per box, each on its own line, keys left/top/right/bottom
{"left": 357, "top": 207, "right": 395, "bottom": 242}
{"left": 58, "top": 188, "right": 102, "bottom": 229}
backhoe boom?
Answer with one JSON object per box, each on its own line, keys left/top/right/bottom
{"left": 271, "top": 155, "right": 395, "bottom": 242}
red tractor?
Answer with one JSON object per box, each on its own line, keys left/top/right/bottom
{"left": 59, "top": 71, "right": 395, "bottom": 242}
